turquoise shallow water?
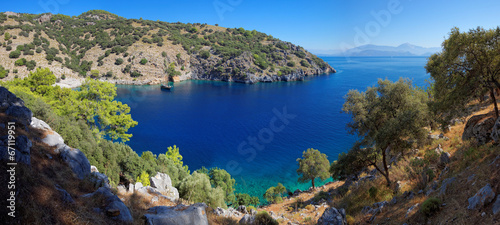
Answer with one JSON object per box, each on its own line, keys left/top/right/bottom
{"left": 115, "top": 56, "right": 430, "bottom": 201}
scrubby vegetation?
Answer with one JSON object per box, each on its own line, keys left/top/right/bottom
{"left": 0, "top": 10, "right": 331, "bottom": 80}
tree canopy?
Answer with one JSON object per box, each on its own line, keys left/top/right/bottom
{"left": 426, "top": 27, "right": 500, "bottom": 119}
{"left": 342, "top": 78, "right": 429, "bottom": 186}
{"left": 296, "top": 148, "right": 330, "bottom": 189}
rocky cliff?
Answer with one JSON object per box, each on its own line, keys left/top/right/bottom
{"left": 0, "top": 11, "right": 335, "bottom": 87}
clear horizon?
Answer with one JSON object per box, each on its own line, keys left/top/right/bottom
{"left": 2, "top": 0, "right": 499, "bottom": 52}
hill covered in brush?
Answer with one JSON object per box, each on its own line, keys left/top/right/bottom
{"left": 0, "top": 10, "right": 334, "bottom": 84}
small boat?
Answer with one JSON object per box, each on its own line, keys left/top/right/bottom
{"left": 161, "top": 83, "right": 172, "bottom": 91}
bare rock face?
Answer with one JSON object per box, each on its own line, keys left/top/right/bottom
{"left": 467, "top": 183, "right": 496, "bottom": 210}
{"left": 490, "top": 117, "right": 500, "bottom": 143}
{"left": 317, "top": 207, "right": 346, "bottom": 225}
{"left": 144, "top": 203, "right": 208, "bottom": 225}
{"left": 150, "top": 172, "right": 179, "bottom": 201}
{"left": 0, "top": 87, "right": 32, "bottom": 127}
{"left": 82, "top": 187, "right": 133, "bottom": 223}
{"left": 462, "top": 113, "right": 496, "bottom": 144}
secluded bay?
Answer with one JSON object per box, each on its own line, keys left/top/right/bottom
{"left": 115, "top": 56, "right": 430, "bottom": 199}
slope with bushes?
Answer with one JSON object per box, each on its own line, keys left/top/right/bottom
{"left": 0, "top": 10, "right": 334, "bottom": 85}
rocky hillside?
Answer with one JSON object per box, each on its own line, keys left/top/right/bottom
{"left": 0, "top": 10, "right": 335, "bottom": 86}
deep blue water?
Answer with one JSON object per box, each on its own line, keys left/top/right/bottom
{"left": 115, "top": 56, "right": 430, "bottom": 199}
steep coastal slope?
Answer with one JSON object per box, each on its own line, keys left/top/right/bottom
{"left": 0, "top": 10, "right": 334, "bottom": 86}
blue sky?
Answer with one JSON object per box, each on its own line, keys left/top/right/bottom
{"left": 2, "top": 0, "right": 499, "bottom": 52}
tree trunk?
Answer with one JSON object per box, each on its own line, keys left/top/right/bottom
{"left": 382, "top": 147, "right": 391, "bottom": 187}
{"left": 311, "top": 179, "right": 315, "bottom": 189}
{"left": 490, "top": 88, "right": 499, "bottom": 118}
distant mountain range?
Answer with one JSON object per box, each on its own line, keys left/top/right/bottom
{"left": 312, "top": 43, "right": 441, "bottom": 57}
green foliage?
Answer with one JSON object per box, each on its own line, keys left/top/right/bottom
{"left": 130, "top": 71, "right": 142, "bottom": 77}
{"left": 312, "top": 190, "right": 329, "bottom": 202}
{"left": 297, "top": 148, "right": 330, "bottom": 188}
{"left": 9, "top": 50, "right": 21, "bottom": 58}
{"left": 90, "top": 69, "right": 100, "bottom": 78}
{"left": 234, "top": 193, "right": 260, "bottom": 207}
{"left": 4, "top": 32, "right": 10, "bottom": 41}
{"left": 426, "top": 27, "right": 500, "bottom": 119}
{"left": 0, "top": 65, "right": 8, "bottom": 79}
{"left": 15, "top": 58, "right": 27, "bottom": 66}
{"left": 78, "top": 79, "right": 138, "bottom": 141}
{"left": 115, "top": 58, "right": 124, "bottom": 65}
{"left": 342, "top": 78, "right": 429, "bottom": 186}
{"left": 368, "top": 187, "right": 378, "bottom": 200}
{"left": 253, "top": 54, "right": 269, "bottom": 70}
{"left": 420, "top": 197, "right": 442, "bottom": 217}
{"left": 179, "top": 172, "right": 226, "bottom": 208}
{"left": 294, "top": 51, "right": 306, "bottom": 58}
{"left": 26, "top": 60, "right": 36, "bottom": 71}
{"left": 300, "top": 60, "right": 310, "bottom": 67}
{"left": 136, "top": 171, "right": 150, "bottom": 186}
{"left": 140, "top": 58, "right": 148, "bottom": 65}
{"left": 6, "top": 46, "right": 12, "bottom": 51}
{"left": 254, "top": 211, "right": 278, "bottom": 225}
{"left": 287, "top": 61, "right": 295, "bottom": 67}
{"left": 264, "top": 183, "right": 286, "bottom": 203}
{"left": 61, "top": 74, "right": 66, "bottom": 80}
{"left": 208, "top": 168, "right": 236, "bottom": 204}
{"left": 161, "top": 51, "right": 167, "bottom": 57}
{"left": 199, "top": 50, "right": 210, "bottom": 59}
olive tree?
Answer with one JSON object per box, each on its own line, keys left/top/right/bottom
{"left": 426, "top": 27, "right": 500, "bottom": 118}
{"left": 296, "top": 148, "right": 330, "bottom": 189}
{"left": 342, "top": 78, "right": 429, "bottom": 186}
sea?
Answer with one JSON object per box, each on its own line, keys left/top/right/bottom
{"left": 115, "top": 56, "right": 430, "bottom": 200}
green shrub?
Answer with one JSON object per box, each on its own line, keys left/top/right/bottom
{"left": 420, "top": 197, "right": 442, "bottom": 217}
{"left": 368, "top": 186, "right": 378, "bottom": 200}
{"left": 115, "top": 58, "right": 124, "bottom": 65}
{"left": 15, "top": 58, "right": 27, "bottom": 66}
{"left": 300, "top": 60, "right": 310, "bottom": 67}
{"left": 287, "top": 61, "right": 295, "bottom": 67}
{"left": 26, "top": 60, "right": 36, "bottom": 71}
{"left": 312, "top": 190, "right": 330, "bottom": 202}
{"left": 61, "top": 74, "right": 66, "bottom": 80}
{"left": 6, "top": 46, "right": 12, "bottom": 51}
{"left": 140, "top": 58, "right": 147, "bottom": 65}
{"left": 136, "top": 171, "right": 150, "bottom": 186}
{"left": 254, "top": 211, "right": 278, "bottom": 225}
{"left": 200, "top": 50, "right": 210, "bottom": 59}
{"left": 9, "top": 50, "right": 21, "bottom": 58}
{"left": 0, "top": 66, "right": 8, "bottom": 79}
{"left": 247, "top": 205, "right": 256, "bottom": 212}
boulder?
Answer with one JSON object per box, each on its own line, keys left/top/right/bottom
{"left": 6, "top": 105, "right": 32, "bottom": 127}
{"left": 440, "top": 152, "right": 451, "bottom": 165}
{"left": 462, "top": 113, "right": 496, "bottom": 144}
{"left": 88, "top": 171, "right": 110, "bottom": 188}
{"left": 42, "top": 131, "right": 65, "bottom": 149}
{"left": 90, "top": 165, "right": 99, "bottom": 173}
{"left": 317, "top": 207, "right": 346, "bottom": 225}
{"left": 467, "top": 183, "right": 496, "bottom": 210}
{"left": 406, "top": 203, "right": 419, "bottom": 218}
{"left": 31, "top": 117, "right": 51, "bottom": 130}
{"left": 134, "top": 182, "right": 143, "bottom": 191}
{"left": 54, "top": 184, "right": 74, "bottom": 204}
{"left": 237, "top": 205, "right": 247, "bottom": 214}
{"left": 239, "top": 214, "right": 255, "bottom": 224}
{"left": 0, "top": 87, "right": 32, "bottom": 127}
{"left": 150, "top": 172, "right": 179, "bottom": 201}
{"left": 250, "top": 209, "right": 257, "bottom": 216}
{"left": 493, "top": 195, "right": 500, "bottom": 215}
{"left": 82, "top": 187, "right": 133, "bottom": 223}
{"left": 491, "top": 117, "right": 500, "bottom": 143}
{"left": 144, "top": 203, "right": 208, "bottom": 225}
{"left": 58, "top": 145, "right": 91, "bottom": 179}
{"left": 439, "top": 177, "right": 456, "bottom": 196}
